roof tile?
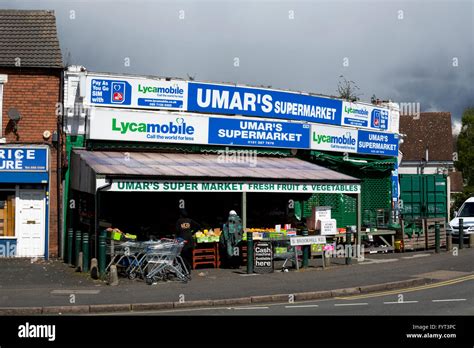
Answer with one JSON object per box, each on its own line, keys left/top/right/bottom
{"left": 399, "top": 112, "right": 453, "bottom": 162}
{"left": 0, "top": 10, "right": 63, "bottom": 68}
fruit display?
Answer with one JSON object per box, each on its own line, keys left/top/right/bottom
{"left": 106, "top": 227, "right": 137, "bottom": 241}
{"left": 194, "top": 228, "right": 222, "bottom": 243}
{"left": 242, "top": 227, "right": 297, "bottom": 241}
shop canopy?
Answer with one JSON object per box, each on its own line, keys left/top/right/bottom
{"left": 70, "top": 150, "right": 361, "bottom": 195}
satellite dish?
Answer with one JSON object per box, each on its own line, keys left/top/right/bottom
{"left": 8, "top": 108, "right": 21, "bottom": 122}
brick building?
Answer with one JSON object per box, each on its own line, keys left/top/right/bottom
{"left": 0, "top": 10, "right": 63, "bottom": 258}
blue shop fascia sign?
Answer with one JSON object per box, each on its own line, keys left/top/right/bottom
{"left": 0, "top": 147, "right": 49, "bottom": 183}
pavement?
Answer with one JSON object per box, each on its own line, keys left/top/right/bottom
{"left": 0, "top": 247, "right": 473, "bottom": 314}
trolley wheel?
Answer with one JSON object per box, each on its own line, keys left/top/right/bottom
{"left": 128, "top": 272, "right": 137, "bottom": 280}
{"left": 145, "top": 277, "right": 153, "bottom": 285}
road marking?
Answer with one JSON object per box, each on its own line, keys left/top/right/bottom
{"left": 239, "top": 274, "right": 259, "bottom": 277}
{"left": 232, "top": 306, "right": 269, "bottom": 310}
{"left": 384, "top": 301, "right": 418, "bottom": 304}
{"left": 401, "top": 254, "right": 431, "bottom": 259}
{"left": 51, "top": 290, "right": 101, "bottom": 295}
{"left": 360, "top": 259, "right": 399, "bottom": 264}
{"left": 334, "top": 303, "right": 368, "bottom": 306}
{"left": 432, "top": 299, "right": 467, "bottom": 302}
{"left": 285, "top": 304, "right": 319, "bottom": 309}
{"left": 337, "top": 274, "right": 474, "bottom": 300}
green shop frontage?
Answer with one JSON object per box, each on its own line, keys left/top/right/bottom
{"left": 66, "top": 149, "right": 364, "bottom": 273}
{"left": 61, "top": 70, "right": 404, "bottom": 275}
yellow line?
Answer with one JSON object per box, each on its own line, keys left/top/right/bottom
{"left": 337, "top": 274, "right": 474, "bottom": 300}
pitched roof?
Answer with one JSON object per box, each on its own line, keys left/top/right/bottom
{"left": 0, "top": 10, "right": 63, "bottom": 68}
{"left": 449, "top": 171, "right": 464, "bottom": 192}
{"left": 399, "top": 112, "right": 453, "bottom": 162}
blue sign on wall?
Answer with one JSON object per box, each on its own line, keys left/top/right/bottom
{"left": 357, "top": 130, "right": 399, "bottom": 157}
{"left": 208, "top": 117, "right": 310, "bottom": 149}
{"left": 370, "top": 109, "right": 389, "bottom": 130}
{"left": 188, "top": 83, "right": 342, "bottom": 126}
{"left": 0, "top": 148, "right": 48, "bottom": 172}
{"left": 391, "top": 161, "right": 399, "bottom": 200}
{"left": 90, "top": 79, "right": 132, "bottom": 106}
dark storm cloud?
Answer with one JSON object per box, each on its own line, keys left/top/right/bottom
{"left": 1, "top": 0, "right": 473, "bottom": 126}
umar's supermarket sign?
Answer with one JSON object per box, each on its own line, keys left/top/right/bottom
{"left": 106, "top": 180, "right": 361, "bottom": 193}
{"left": 88, "top": 108, "right": 399, "bottom": 156}
{"left": 85, "top": 74, "right": 398, "bottom": 133}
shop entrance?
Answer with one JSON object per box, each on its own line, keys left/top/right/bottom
{"left": 98, "top": 190, "right": 313, "bottom": 240}
{"left": 17, "top": 189, "right": 45, "bottom": 257}
{"left": 99, "top": 191, "right": 243, "bottom": 239}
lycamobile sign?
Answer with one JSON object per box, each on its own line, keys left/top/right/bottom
{"left": 311, "top": 125, "right": 358, "bottom": 153}
{"left": 138, "top": 84, "right": 184, "bottom": 95}
{"left": 107, "top": 180, "right": 361, "bottom": 193}
{"left": 86, "top": 75, "right": 188, "bottom": 109}
{"left": 344, "top": 105, "right": 369, "bottom": 116}
{"left": 88, "top": 108, "right": 209, "bottom": 144}
{"left": 111, "top": 117, "right": 194, "bottom": 136}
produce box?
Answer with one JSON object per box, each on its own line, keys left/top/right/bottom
{"left": 253, "top": 232, "right": 263, "bottom": 240}
{"left": 275, "top": 247, "right": 288, "bottom": 254}
{"left": 311, "top": 244, "right": 323, "bottom": 253}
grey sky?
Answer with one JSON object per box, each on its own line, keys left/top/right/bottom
{"left": 2, "top": 0, "right": 473, "bottom": 129}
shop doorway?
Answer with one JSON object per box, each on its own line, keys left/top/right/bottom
{"left": 100, "top": 191, "right": 242, "bottom": 239}
{"left": 16, "top": 189, "right": 46, "bottom": 257}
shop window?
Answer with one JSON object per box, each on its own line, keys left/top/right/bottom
{"left": 0, "top": 192, "right": 16, "bottom": 237}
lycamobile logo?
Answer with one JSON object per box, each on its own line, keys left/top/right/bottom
{"left": 138, "top": 84, "right": 184, "bottom": 95}
{"left": 313, "top": 132, "right": 356, "bottom": 145}
{"left": 112, "top": 117, "right": 194, "bottom": 135}
{"left": 344, "top": 106, "right": 369, "bottom": 116}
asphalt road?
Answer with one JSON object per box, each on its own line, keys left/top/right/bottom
{"left": 126, "top": 275, "right": 474, "bottom": 316}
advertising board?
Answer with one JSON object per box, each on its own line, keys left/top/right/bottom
{"left": 84, "top": 73, "right": 397, "bottom": 133}
{"left": 208, "top": 117, "right": 310, "bottom": 149}
{"left": 86, "top": 75, "right": 188, "bottom": 110}
{"left": 0, "top": 148, "right": 48, "bottom": 172}
{"left": 88, "top": 108, "right": 208, "bottom": 145}
{"left": 254, "top": 241, "right": 274, "bottom": 273}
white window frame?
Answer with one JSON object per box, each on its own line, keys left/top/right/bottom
{"left": 0, "top": 74, "right": 7, "bottom": 143}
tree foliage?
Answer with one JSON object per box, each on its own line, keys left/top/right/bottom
{"left": 337, "top": 75, "right": 361, "bottom": 102}
{"left": 452, "top": 107, "right": 474, "bottom": 213}
{"left": 455, "top": 107, "right": 474, "bottom": 186}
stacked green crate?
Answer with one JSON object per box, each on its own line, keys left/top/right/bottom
{"left": 304, "top": 176, "right": 391, "bottom": 228}
{"left": 303, "top": 193, "right": 356, "bottom": 228}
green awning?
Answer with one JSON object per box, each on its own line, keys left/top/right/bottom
{"left": 309, "top": 150, "right": 396, "bottom": 172}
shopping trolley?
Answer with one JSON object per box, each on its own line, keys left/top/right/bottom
{"left": 106, "top": 240, "right": 147, "bottom": 279}
{"left": 144, "top": 238, "right": 191, "bottom": 284}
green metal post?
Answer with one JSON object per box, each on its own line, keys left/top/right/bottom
{"left": 247, "top": 231, "right": 254, "bottom": 274}
{"left": 74, "top": 230, "right": 82, "bottom": 266}
{"left": 67, "top": 228, "right": 73, "bottom": 265}
{"left": 459, "top": 218, "right": 464, "bottom": 249}
{"left": 435, "top": 222, "right": 440, "bottom": 253}
{"left": 82, "top": 232, "right": 90, "bottom": 273}
{"left": 98, "top": 230, "right": 107, "bottom": 277}
{"left": 302, "top": 230, "right": 309, "bottom": 268}
{"left": 345, "top": 226, "right": 352, "bottom": 265}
